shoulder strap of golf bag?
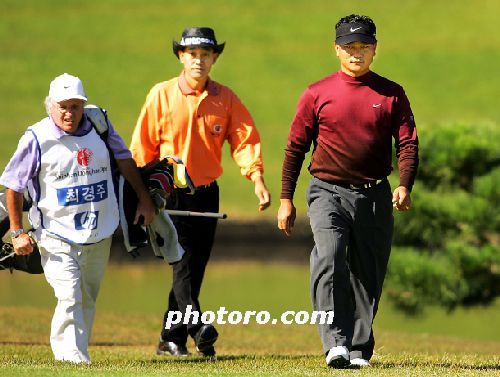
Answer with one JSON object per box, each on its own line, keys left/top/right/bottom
{"left": 84, "top": 104, "right": 109, "bottom": 136}
{"left": 84, "top": 104, "right": 119, "bottom": 186}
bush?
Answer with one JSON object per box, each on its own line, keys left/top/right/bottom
{"left": 386, "top": 121, "right": 499, "bottom": 313}
{"left": 446, "top": 242, "right": 500, "bottom": 307}
{"left": 386, "top": 248, "right": 462, "bottom": 314}
{"left": 392, "top": 185, "right": 493, "bottom": 249}
{"left": 415, "top": 121, "right": 499, "bottom": 191}
{"left": 473, "top": 166, "right": 500, "bottom": 202}
{"left": 386, "top": 244, "right": 499, "bottom": 314}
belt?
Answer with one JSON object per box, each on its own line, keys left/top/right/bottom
{"left": 195, "top": 181, "right": 217, "bottom": 191}
{"left": 333, "top": 179, "right": 385, "bottom": 190}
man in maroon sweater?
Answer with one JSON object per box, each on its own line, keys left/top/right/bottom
{"left": 277, "top": 14, "right": 418, "bottom": 368}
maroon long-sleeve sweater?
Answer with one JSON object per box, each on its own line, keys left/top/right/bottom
{"left": 281, "top": 70, "right": 419, "bottom": 199}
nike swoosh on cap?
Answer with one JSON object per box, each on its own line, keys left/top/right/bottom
{"left": 350, "top": 27, "right": 362, "bottom": 32}
{"left": 373, "top": 104, "right": 381, "bottom": 108}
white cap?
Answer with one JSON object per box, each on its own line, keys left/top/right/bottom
{"left": 48, "top": 73, "right": 87, "bottom": 102}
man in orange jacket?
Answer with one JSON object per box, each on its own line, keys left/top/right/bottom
{"left": 130, "top": 27, "right": 271, "bottom": 357}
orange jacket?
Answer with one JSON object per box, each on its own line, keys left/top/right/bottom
{"left": 130, "top": 73, "right": 264, "bottom": 187}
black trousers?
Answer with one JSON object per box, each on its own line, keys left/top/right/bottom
{"left": 161, "top": 182, "right": 219, "bottom": 344}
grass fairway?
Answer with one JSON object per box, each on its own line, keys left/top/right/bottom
{"left": 1, "top": 0, "right": 499, "bottom": 217}
{"left": 0, "top": 262, "right": 498, "bottom": 376}
{"left": 0, "top": 342, "right": 498, "bottom": 376}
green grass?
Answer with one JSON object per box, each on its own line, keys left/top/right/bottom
{"left": 0, "top": 262, "right": 499, "bottom": 376}
{"left": 0, "top": 345, "right": 498, "bottom": 376}
{"left": 0, "top": 0, "right": 499, "bottom": 216}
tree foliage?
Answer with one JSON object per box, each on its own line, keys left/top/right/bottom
{"left": 386, "top": 122, "right": 499, "bottom": 314}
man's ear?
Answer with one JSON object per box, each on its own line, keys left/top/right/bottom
{"left": 334, "top": 43, "right": 341, "bottom": 57}
{"left": 213, "top": 53, "right": 220, "bottom": 63}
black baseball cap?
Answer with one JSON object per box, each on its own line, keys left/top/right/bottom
{"left": 335, "top": 22, "right": 377, "bottom": 44}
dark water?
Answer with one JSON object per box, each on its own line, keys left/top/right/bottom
{"left": 110, "top": 219, "right": 314, "bottom": 264}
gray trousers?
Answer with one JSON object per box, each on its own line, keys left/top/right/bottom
{"left": 307, "top": 177, "right": 393, "bottom": 360}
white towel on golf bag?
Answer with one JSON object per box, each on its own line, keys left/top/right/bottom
{"left": 147, "top": 211, "right": 185, "bottom": 264}
{"left": 118, "top": 175, "right": 184, "bottom": 264}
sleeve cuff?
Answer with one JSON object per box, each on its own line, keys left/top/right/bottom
{"left": 249, "top": 171, "right": 263, "bottom": 182}
{"left": 0, "top": 178, "right": 25, "bottom": 193}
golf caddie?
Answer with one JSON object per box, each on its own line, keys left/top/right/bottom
{"left": 277, "top": 15, "right": 419, "bottom": 368}
{"left": 0, "top": 73, "right": 155, "bottom": 363}
{"left": 130, "top": 27, "right": 271, "bottom": 357}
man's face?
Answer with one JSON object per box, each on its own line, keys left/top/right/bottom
{"left": 49, "top": 99, "right": 84, "bottom": 134}
{"left": 179, "top": 47, "right": 218, "bottom": 81}
{"left": 335, "top": 41, "right": 376, "bottom": 77}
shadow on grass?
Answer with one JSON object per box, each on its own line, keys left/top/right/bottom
{"left": 0, "top": 341, "right": 136, "bottom": 346}
{"left": 151, "top": 354, "right": 500, "bottom": 370}
{"left": 374, "top": 360, "right": 500, "bottom": 370}
{"left": 148, "top": 354, "right": 316, "bottom": 364}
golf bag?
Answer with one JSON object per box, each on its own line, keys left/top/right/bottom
{"left": 0, "top": 191, "right": 43, "bottom": 274}
{"left": 119, "top": 156, "right": 194, "bottom": 263}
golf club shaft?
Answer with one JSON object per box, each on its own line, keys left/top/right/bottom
{"left": 0, "top": 251, "right": 15, "bottom": 262}
{"left": 165, "top": 210, "right": 227, "bottom": 219}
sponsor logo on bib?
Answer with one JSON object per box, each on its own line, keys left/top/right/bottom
{"left": 75, "top": 211, "right": 99, "bottom": 230}
{"left": 76, "top": 148, "right": 92, "bottom": 167}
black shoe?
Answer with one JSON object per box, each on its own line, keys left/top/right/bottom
{"left": 156, "top": 337, "right": 189, "bottom": 356}
{"left": 193, "top": 324, "right": 218, "bottom": 357}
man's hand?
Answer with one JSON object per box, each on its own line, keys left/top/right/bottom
{"left": 277, "top": 199, "right": 296, "bottom": 236}
{"left": 12, "top": 233, "right": 34, "bottom": 255}
{"left": 392, "top": 186, "right": 412, "bottom": 211}
{"left": 134, "top": 192, "right": 156, "bottom": 226}
{"left": 253, "top": 176, "right": 271, "bottom": 211}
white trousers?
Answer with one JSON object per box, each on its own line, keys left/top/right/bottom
{"left": 38, "top": 233, "right": 111, "bottom": 363}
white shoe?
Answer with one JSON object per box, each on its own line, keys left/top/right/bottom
{"left": 325, "top": 346, "right": 350, "bottom": 368}
{"left": 350, "top": 357, "right": 370, "bottom": 367}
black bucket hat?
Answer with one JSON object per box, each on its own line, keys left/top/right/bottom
{"left": 172, "top": 27, "right": 225, "bottom": 58}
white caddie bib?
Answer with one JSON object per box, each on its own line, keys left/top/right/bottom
{"left": 28, "top": 118, "right": 119, "bottom": 244}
